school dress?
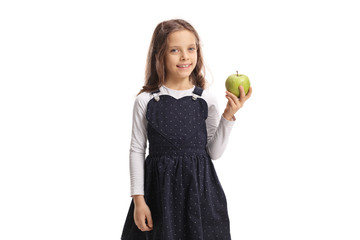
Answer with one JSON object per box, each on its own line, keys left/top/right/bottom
{"left": 121, "top": 85, "right": 233, "bottom": 240}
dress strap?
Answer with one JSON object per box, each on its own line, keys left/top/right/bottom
{"left": 150, "top": 89, "right": 160, "bottom": 94}
{"left": 150, "top": 89, "right": 160, "bottom": 101}
{"left": 192, "top": 86, "right": 203, "bottom": 100}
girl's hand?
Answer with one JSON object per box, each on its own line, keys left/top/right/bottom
{"left": 133, "top": 200, "right": 153, "bottom": 232}
{"left": 223, "top": 85, "right": 252, "bottom": 121}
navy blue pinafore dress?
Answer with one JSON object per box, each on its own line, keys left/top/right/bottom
{"left": 121, "top": 86, "right": 231, "bottom": 240}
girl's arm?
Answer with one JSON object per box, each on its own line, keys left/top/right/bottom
{"left": 204, "top": 90, "right": 235, "bottom": 160}
{"left": 205, "top": 86, "right": 252, "bottom": 159}
{"left": 129, "top": 93, "right": 150, "bottom": 197}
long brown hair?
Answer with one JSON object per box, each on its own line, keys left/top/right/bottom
{"left": 137, "top": 19, "right": 206, "bottom": 95}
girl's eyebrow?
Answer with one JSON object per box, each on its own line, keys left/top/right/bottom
{"left": 168, "top": 44, "right": 196, "bottom": 48}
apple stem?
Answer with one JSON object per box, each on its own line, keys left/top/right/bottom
{"left": 236, "top": 70, "right": 238, "bottom": 76}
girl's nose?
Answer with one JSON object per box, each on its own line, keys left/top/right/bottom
{"left": 181, "top": 51, "right": 189, "bottom": 60}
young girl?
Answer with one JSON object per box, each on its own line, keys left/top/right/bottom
{"left": 121, "top": 19, "right": 252, "bottom": 240}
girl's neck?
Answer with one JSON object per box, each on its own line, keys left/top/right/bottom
{"left": 163, "top": 78, "right": 193, "bottom": 90}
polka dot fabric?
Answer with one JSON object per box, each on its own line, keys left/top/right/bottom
{"left": 121, "top": 87, "right": 231, "bottom": 240}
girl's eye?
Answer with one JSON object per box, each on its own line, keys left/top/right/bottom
{"left": 189, "top": 47, "right": 196, "bottom": 51}
{"left": 170, "top": 49, "right": 178, "bottom": 53}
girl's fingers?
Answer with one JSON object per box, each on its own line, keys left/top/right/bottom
{"left": 146, "top": 213, "right": 153, "bottom": 229}
{"left": 239, "top": 86, "right": 246, "bottom": 102}
{"left": 135, "top": 211, "right": 153, "bottom": 232}
{"left": 225, "top": 94, "right": 237, "bottom": 108}
{"left": 226, "top": 91, "right": 241, "bottom": 107}
{"left": 140, "top": 218, "right": 152, "bottom": 231}
{"left": 245, "top": 86, "right": 252, "bottom": 100}
{"left": 225, "top": 90, "right": 237, "bottom": 99}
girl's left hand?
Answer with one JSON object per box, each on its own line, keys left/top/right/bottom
{"left": 223, "top": 85, "right": 252, "bottom": 121}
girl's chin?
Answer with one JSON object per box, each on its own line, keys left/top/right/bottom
{"left": 176, "top": 73, "right": 192, "bottom": 79}
{"left": 176, "top": 68, "right": 194, "bottom": 75}
{"left": 166, "top": 69, "right": 194, "bottom": 80}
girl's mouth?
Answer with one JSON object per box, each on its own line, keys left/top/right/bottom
{"left": 176, "top": 63, "right": 192, "bottom": 69}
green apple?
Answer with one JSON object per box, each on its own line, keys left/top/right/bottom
{"left": 225, "top": 71, "right": 250, "bottom": 97}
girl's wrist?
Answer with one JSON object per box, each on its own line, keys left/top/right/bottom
{"left": 222, "top": 112, "right": 234, "bottom": 121}
{"left": 132, "top": 195, "right": 145, "bottom": 205}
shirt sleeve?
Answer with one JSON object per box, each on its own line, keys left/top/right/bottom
{"left": 129, "top": 93, "right": 149, "bottom": 197}
{"left": 205, "top": 90, "right": 236, "bottom": 160}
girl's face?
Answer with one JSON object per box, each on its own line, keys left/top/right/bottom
{"left": 164, "top": 30, "right": 197, "bottom": 84}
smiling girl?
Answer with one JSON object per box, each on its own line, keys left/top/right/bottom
{"left": 120, "top": 19, "right": 252, "bottom": 240}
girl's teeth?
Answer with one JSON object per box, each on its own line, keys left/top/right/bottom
{"left": 178, "top": 64, "right": 190, "bottom": 68}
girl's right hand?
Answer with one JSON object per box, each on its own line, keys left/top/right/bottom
{"left": 133, "top": 200, "right": 153, "bottom": 232}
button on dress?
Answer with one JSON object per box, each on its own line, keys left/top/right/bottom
{"left": 121, "top": 86, "right": 231, "bottom": 240}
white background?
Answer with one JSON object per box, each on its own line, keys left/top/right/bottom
{"left": 1, "top": 0, "right": 359, "bottom": 239}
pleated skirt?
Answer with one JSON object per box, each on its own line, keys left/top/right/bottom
{"left": 121, "top": 151, "right": 231, "bottom": 240}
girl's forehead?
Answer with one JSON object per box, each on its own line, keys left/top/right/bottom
{"left": 167, "top": 30, "right": 197, "bottom": 46}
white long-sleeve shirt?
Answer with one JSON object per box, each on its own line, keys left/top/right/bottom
{"left": 129, "top": 85, "right": 235, "bottom": 197}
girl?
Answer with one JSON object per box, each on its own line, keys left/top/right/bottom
{"left": 121, "top": 19, "right": 252, "bottom": 240}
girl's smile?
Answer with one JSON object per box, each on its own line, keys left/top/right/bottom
{"left": 176, "top": 63, "right": 192, "bottom": 69}
{"left": 124, "top": 19, "right": 251, "bottom": 238}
